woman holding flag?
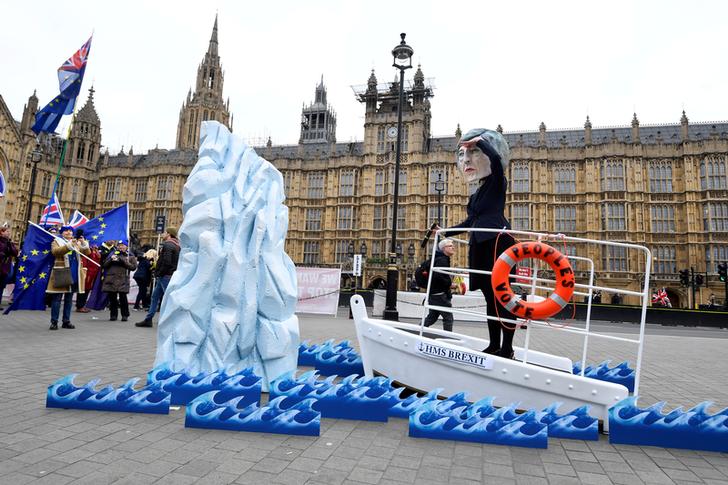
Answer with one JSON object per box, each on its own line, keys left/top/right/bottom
{"left": 47, "top": 226, "right": 90, "bottom": 330}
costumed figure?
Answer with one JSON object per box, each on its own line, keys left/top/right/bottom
{"left": 47, "top": 226, "right": 91, "bottom": 330}
{"left": 448, "top": 128, "right": 519, "bottom": 359}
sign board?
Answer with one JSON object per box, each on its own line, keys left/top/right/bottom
{"left": 155, "top": 215, "right": 166, "bottom": 234}
{"left": 416, "top": 341, "right": 493, "bottom": 370}
{"left": 295, "top": 267, "right": 341, "bottom": 315}
{"left": 352, "top": 254, "right": 362, "bottom": 277}
{"left": 516, "top": 266, "right": 532, "bottom": 284}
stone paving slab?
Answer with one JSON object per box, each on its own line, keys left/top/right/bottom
{"left": 0, "top": 306, "right": 726, "bottom": 484}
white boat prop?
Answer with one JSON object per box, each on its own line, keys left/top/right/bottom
{"left": 351, "top": 228, "right": 652, "bottom": 432}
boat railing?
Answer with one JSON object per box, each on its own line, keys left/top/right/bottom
{"left": 419, "top": 227, "right": 651, "bottom": 395}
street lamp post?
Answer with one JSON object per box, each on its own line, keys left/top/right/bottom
{"left": 407, "top": 242, "right": 416, "bottom": 291}
{"left": 383, "top": 32, "right": 414, "bottom": 322}
{"left": 359, "top": 242, "right": 367, "bottom": 290}
{"left": 22, "top": 144, "right": 43, "bottom": 242}
{"left": 434, "top": 173, "right": 445, "bottom": 225}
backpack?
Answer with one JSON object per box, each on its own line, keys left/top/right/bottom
{"left": 414, "top": 259, "right": 432, "bottom": 288}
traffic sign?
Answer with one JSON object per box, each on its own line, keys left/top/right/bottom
{"left": 155, "top": 215, "right": 166, "bottom": 234}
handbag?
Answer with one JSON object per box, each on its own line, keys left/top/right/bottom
{"left": 53, "top": 267, "right": 74, "bottom": 288}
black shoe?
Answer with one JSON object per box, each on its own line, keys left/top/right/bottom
{"left": 110, "top": 317, "right": 117, "bottom": 321}
{"left": 482, "top": 346, "right": 500, "bottom": 355}
{"left": 49, "top": 322, "right": 58, "bottom": 331}
{"left": 135, "top": 319, "right": 153, "bottom": 328}
{"left": 61, "top": 322, "right": 75, "bottom": 329}
{"left": 121, "top": 317, "right": 128, "bottom": 322}
{"left": 132, "top": 306, "right": 141, "bottom": 310}
{"left": 496, "top": 348, "right": 515, "bottom": 360}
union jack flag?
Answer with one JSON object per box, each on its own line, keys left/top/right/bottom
{"left": 69, "top": 209, "right": 89, "bottom": 228}
{"left": 58, "top": 37, "right": 92, "bottom": 95}
{"left": 40, "top": 191, "right": 65, "bottom": 226}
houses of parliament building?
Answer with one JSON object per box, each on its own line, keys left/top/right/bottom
{"left": 1, "top": 18, "right": 727, "bottom": 308}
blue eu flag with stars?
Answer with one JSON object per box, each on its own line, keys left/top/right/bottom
{"left": 77, "top": 203, "right": 129, "bottom": 245}
{"left": 4, "top": 224, "right": 55, "bottom": 314}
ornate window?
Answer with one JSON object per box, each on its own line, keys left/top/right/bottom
{"left": 554, "top": 206, "right": 576, "bottom": 233}
{"left": 601, "top": 160, "right": 625, "bottom": 191}
{"left": 648, "top": 161, "right": 673, "bottom": 193}
{"left": 307, "top": 171, "right": 325, "bottom": 199}
{"left": 554, "top": 163, "right": 576, "bottom": 194}
{"left": 428, "top": 205, "right": 448, "bottom": 227}
{"left": 130, "top": 210, "right": 144, "bottom": 232}
{"left": 389, "top": 167, "right": 407, "bottom": 196}
{"left": 387, "top": 206, "right": 406, "bottom": 230}
{"left": 135, "top": 179, "right": 147, "bottom": 202}
{"left": 703, "top": 203, "right": 728, "bottom": 232}
{"left": 371, "top": 240, "right": 384, "bottom": 259}
{"left": 282, "top": 171, "right": 293, "bottom": 195}
{"left": 156, "top": 176, "right": 173, "bottom": 199}
{"left": 305, "top": 208, "right": 322, "bottom": 231}
{"left": 706, "top": 245, "right": 728, "bottom": 271}
{"left": 334, "top": 240, "right": 353, "bottom": 264}
{"left": 377, "top": 126, "right": 386, "bottom": 154}
{"left": 653, "top": 245, "right": 676, "bottom": 274}
{"left": 71, "top": 180, "right": 80, "bottom": 204}
{"left": 337, "top": 206, "right": 356, "bottom": 230}
{"left": 511, "top": 162, "right": 530, "bottom": 193}
{"left": 511, "top": 204, "right": 530, "bottom": 230}
{"left": 339, "top": 169, "right": 356, "bottom": 196}
{"left": 603, "top": 246, "right": 628, "bottom": 272}
{"left": 375, "top": 169, "right": 386, "bottom": 196}
{"left": 700, "top": 157, "right": 727, "bottom": 190}
{"left": 104, "top": 177, "right": 121, "bottom": 201}
{"left": 303, "top": 241, "right": 320, "bottom": 264}
{"left": 373, "top": 206, "right": 385, "bottom": 230}
{"left": 602, "top": 203, "right": 626, "bottom": 231}
{"left": 650, "top": 205, "right": 675, "bottom": 233}
{"left": 428, "top": 166, "right": 447, "bottom": 195}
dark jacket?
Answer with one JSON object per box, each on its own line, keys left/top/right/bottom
{"left": 133, "top": 256, "right": 152, "bottom": 282}
{"left": 0, "top": 236, "right": 19, "bottom": 277}
{"left": 102, "top": 250, "right": 138, "bottom": 293}
{"left": 155, "top": 238, "right": 180, "bottom": 277}
{"left": 449, "top": 148, "right": 510, "bottom": 244}
{"left": 428, "top": 250, "right": 452, "bottom": 297}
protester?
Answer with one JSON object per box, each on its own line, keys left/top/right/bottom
{"left": 47, "top": 226, "right": 90, "bottom": 330}
{"left": 423, "top": 238, "right": 457, "bottom": 332}
{"left": 76, "top": 244, "right": 101, "bottom": 313}
{"left": 447, "top": 128, "right": 519, "bottom": 359}
{"left": 136, "top": 227, "right": 180, "bottom": 327}
{"left": 101, "top": 240, "right": 138, "bottom": 321}
{"left": 0, "top": 223, "right": 19, "bottom": 309}
{"left": 133, "top": 245, "right": 153, "bottom": 310}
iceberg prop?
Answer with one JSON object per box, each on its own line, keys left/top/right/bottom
{"left": 573, "top": 360, "right": 635, "bottom": 393}
{"left": 270, "top": 371, "right": 392, "bottom": 422}
{"left": 185, "top": 392, "right": 320, "bottom": 436}
{"left": 147, "top": 363, "right": 261, "bottom": 406}
{"left": 47, "top": 374, "right": 170, "bottom": 414}
{"left": 154, "top": 121, "right": 299, "bottom": 390}
{"left": 536, "top": 402, "right": 599, "bottom": 440}
{"left": 609, "top": 397, "right": 728, "bottom": 452}
{"left": 409, "top": 396, "right": 548, "bottom": 448}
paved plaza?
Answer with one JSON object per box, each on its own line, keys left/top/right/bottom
{"left": 0, "top": 305, "right": 727, "bottom": 484}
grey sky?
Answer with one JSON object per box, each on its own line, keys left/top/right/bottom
{"left": 3, "top": 0, "right": 727, "bottom": 154}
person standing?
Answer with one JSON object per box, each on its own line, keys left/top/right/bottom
{"left": 132, "top": 246, "right": 153, "bottom": 310}
{"left": 0, "top": 223, "right": 19, "bottom": 308}
{"left": 102, "top": 241, "right": 138, "bottom": 322}
{"left": 47, "top": 226, "right": 90, "bottom": 330}
{"left": 423, "top": 238, "right": 457, "bottom": 332}
{"left": 136, "top": 227, "right": 180, "bottom": 328}
{"left": 448, "top": 128, "right": 519, "bottom": 359}
{"left": 76, "top": 244, "right": 101, "bottom": 313}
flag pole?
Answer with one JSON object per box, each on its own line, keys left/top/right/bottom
{"left": 28, "top": 221, "right": 100, "bottom": 267}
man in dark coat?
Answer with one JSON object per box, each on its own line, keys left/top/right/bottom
{"left": 0, "top": 223, "right": 19, "bottom": 308}
{"left": 132, "top": 245, "right": 153, "bottom": 310}
{"left": 102, "top": 241, "right": 138, "bottom": 321}
{"left": 136, "top": 227, "right": 180, "bottom": 328}
{"left": 423, "top": 238, "right": 456, "bottom": 331}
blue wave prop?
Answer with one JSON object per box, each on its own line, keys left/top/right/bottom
{"left": 609, "top": 397, "right": 728, "bottom": 452}
{"left": 270, "top": 371, "right": 392, "bottom": 422}
{"left": 573, "top": 360, "right": 635, "bottom": 393}
{"left": 147, "top": 363, "right": 262, "bottom": 406}
{"left": 388, "top": 388, "right": 442, "bottom": 418}
{"left": 298, "top": 339, "right": 351, "bottom": 367}
{"left": 298, "top": 340, "right": 364, "bottom": 377}
{"left": 537, "top": 402, "right": 598, "bottom": 440}
{"left": 185, "top": 391, "right": 320, "bottom": 436}
{"left": 409, "top": 396, "right": 548, "bottom": 448}
{"left": 47, "top": 374, "right": 170, "bottom": 414}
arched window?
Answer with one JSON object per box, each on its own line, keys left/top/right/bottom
{"left": 601, "top": 160, "right": 625, "bottom": 191}
{"left": 700, "top": 157, "right": 727, "bottom": 190}
{"left": 511, "top": 162, "right": 530, "bottom": 193}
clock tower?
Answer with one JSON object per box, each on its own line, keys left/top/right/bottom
{"left": 354, "top": 65, "right": 433, "bottom": 156}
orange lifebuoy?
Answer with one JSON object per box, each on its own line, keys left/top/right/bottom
{"left": 491, "top": 241, "right": 575, "bottom": 320}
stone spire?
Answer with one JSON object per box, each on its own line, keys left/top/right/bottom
{"left": 631, "top": 113, "right": 640, "bottom": 143}
{"left": 496, "top": 124, "right": 503, "bottom": 134}
{"left": 76, "top": 86, "right": 100, "bottom": 124}
{"left": 584, "top": 116, "right": 592, "bottom": 145}
{"left": 538, "top": 122, "right": 547, "bottom": 146}
{"left": 455, "top": 123, "right": 462, "bottom": 140}
{"left": 680, "top": 110, "right": 689, "bottom": 141}
{"left": 208, "top": 14, "right": 219, "bottom": 57}
{"left": 20, "top": 89, "right": 39, "bottom": 134}
{"left": 300, "top": 76, "right": 336, "bottom": 144}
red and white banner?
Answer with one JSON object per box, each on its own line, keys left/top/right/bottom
{"left": 516, "top": 266, "right": 532, "bottom": 284}
{"left": 295, "top": 267, "right": 341, "bottom": 315}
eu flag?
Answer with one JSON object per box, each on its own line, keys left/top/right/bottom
{"left": 78, "top": 203, "right": 129, "bottom": 245}
{"left": 4, "top": 224, "right": 55, "bottom": 314}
